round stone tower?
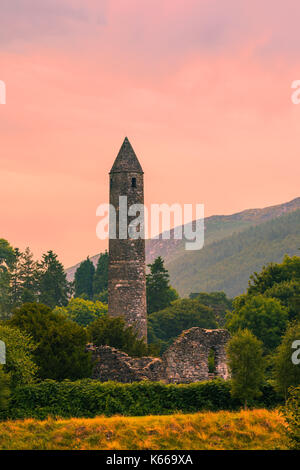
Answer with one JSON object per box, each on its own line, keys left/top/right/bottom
{"left": 108, "top": 137, "right": 147, "bottom": 341}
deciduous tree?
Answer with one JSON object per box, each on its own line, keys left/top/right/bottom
{"left": 227, "top": 329, "right": 265, "bottom": 409}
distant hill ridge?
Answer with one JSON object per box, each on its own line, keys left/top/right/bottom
{"left": 66, "top": 197, "right": 300, "bottom": 296}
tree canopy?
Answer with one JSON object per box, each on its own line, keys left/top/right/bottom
{"left": 9, "top": 303, "right": 91, "bottom": 381}
{"left": 74, "top": 257, "right": 95, "bottom": 300}
{"left": 88, "top": 316, "right": 157, "bottom": 357}
{"left": 189, "top": 291, "right": 232, "bottom": 327}
{"left": 54, "top": 298, "right": 107, "bottom": 327}
{"left": 148, "top": 298, "right": 218, "bottom": 353}
{"left": 0, "top": 239, "right": 15, "bottom": 318}
{"left": 38, "top": 251, "right": 71, "bottom": 308}
{"left": 226, "top": 329, "right": 265, "bottom": 409}
{"left": 247, "top": 255, "right": 300, "bottom": 322}
{"left": 0, "top": 323, "right": 37, "bottom": 387}
{"left": 273, "top": 321, "right": 300, "bottom": 399}
{"left": 93, "top": 251, "right": 108, "bottom": 299}
{"left": 226, "top": 294, "right": 289, "bottom": 352}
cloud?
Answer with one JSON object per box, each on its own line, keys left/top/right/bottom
{"left": 0, "top": 0, "right": 106, "bottom": 46}
{"left": 2, "top": 0, "right": 300, "bottom": 61}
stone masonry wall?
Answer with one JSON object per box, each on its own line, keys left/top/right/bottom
{"left": 89, "top": 327, "right": 230, "bottom": 384}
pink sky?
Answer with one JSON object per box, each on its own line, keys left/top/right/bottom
{"left": 1, "top": 0, "right": 300, "bottom": 267}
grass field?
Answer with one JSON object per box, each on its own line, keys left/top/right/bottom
{"left": 0, "top": 409, "right": 288, "bottom": 450}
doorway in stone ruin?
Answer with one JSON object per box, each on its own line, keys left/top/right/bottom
{"left": 208, "top": 347, "right": 217, "bottom": 374}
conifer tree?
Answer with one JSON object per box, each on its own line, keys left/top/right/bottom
{"left": 0, "top": 239, "right": 15, "bottom": 318}
{"left": 38, "top": 251, "right": 70, "bottom": 308}
{"left": 93, "top": 251, "right": 108, "bottom": 299}
{"left": 146, "top": 256, "right": 178, "bottom": 314}
{"left": 74, "top": 257, "right": 95, "bottom": 300}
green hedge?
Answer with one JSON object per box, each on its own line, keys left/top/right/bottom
{"left": 0, "top": 379, "right": 283, "bottom": 421}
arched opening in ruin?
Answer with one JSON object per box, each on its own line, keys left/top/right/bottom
{"left": 208, "top": 348, "right": 216, "bottom": 374}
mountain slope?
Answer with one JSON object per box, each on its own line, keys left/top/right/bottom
{"left": 167, "top": 209, "right": 300, "bottom": 297}
{"left": 65, "top": 197, "right": 300, "bottom": 296}
{"left": 145, "top": 196, "right": 300, "bottom": 264}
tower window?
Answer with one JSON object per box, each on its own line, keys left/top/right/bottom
{"left": 131, "top": 177, "right": 137, "bottom": 188}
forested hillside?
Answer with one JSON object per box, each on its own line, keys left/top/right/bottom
{"left": 168, "top": 209, "right": 300, "bottom": 297}
{"left": 66, "top": 197, "right": 300, "bottom": 296}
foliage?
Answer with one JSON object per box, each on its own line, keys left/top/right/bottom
{"left": 54, "top": 298, "right": 107, "bottom": 327}
{"left": 248, "top": 255, "right": 300, "bottom": 322}
{"left": 38, "top": 251, "right": 71, "bottom": 308}
{"left": 0, "top": 239, "right": 15, "bottom": 319}
{"left": 10, "top": 247, "right": 39, "bottom": 308}
{"left": 88, "top": 316, "right": 157, "bottom": 357}
{"left": 146, "top": 257, "right": 179, "bottom": 314}
{"left": 189, "top": 291, "right": 233, "bottom": 327}
{"left": 93, "top": 251, "right": 108, "bottom": 300}
{"left": 74, "top": 257, "right": 95, "bottom": 300}
{"left": 0, "top": 366, "right": 10, "bottom": 412}
{"left": 0, "top": 239, "right": 15, "bottom": 267}
{"left": 227, "top": 330, "right": 265, "bottom": 409}
{"left": 1, "top": 243, "right": 72, "bottom": 315}
{"left": 272, "top": 321, "right": 300, "bottom": 399}
{"left": 9, "top": 303, "right": 91, "bottom": 381}
{"left": 248, "top": 254, "right": 300, "bottom": 293}
{"left": 0, "top": 323, "right": 37, "bottom": 388}
{"left": 93, "top": 289, "right": 108, "bottom": 303}
{"left": 148, "top": 298, "right": 218, "bottom": 353}
{"left": 282, "top": 386, "right": 300, "bottom": 450}
{"left": 226, "top": 294, "right": 289, "bottom": 352}
{"left": 263, "top": 280, "right": 300, "bottom": 322}
{"left": 1, "top": 378, "right": 283, "bottom": 422}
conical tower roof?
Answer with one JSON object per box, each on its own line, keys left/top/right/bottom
{"left": 110, "top": 137, "right": 143, "bottom": 174}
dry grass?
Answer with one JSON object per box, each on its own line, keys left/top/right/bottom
{"left": 0, "top": 409, "right": 288, "bottom": 450}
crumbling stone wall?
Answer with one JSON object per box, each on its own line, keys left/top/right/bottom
{"left": 163, "top": 328, "right": 230, "bottom": 383}
{"left": 88, "top": 344, "right": 163, "bottom": 383}
{"left": 89, "top": 327, "right": 230, "bottom": 384}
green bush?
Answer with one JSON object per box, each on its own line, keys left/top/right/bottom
{"left": 9, "top": 303, "right": 92, "bottom": 381}
{"left": 1, "top": 378, "right": 282, "bottom": 421}
{"left": 282, "top": 386, "right": 300, "bottom": 450}
{"left": 0, "top": 323, "right": 37, "bottom": 387}
{"left": 0, "top": 366, "right": 10, "bottom": 412}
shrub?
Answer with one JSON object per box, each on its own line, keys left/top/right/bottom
{"left": 282, "top": 386, "right": 300, "bottom": 449}
{"left": 273, "top": 321, "right": 300, "bottom": 399}
{"left": 9, "top": 303, "right": 92, "bottom": 381}
{"left": 2, "top": 378, "right": 282, "bottom": 421}
{"left": 0, "top": 323, "right": 37, "bottom": 387}
{"left": 0, "top": 366, "right": 10, "bottom": 412}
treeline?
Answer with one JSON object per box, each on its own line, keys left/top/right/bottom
{"left": 0, "top": 241, "right": 109, "bottom": 318}
{"left": 0, "top": 241, "right": 71, "bottom": 317}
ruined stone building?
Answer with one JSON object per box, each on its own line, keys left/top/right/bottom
{"left": 88, "top": 328, "right": 230, "bottom": 384}
{"left": 108, "top": 137, "right": 147, "bottom": 341}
